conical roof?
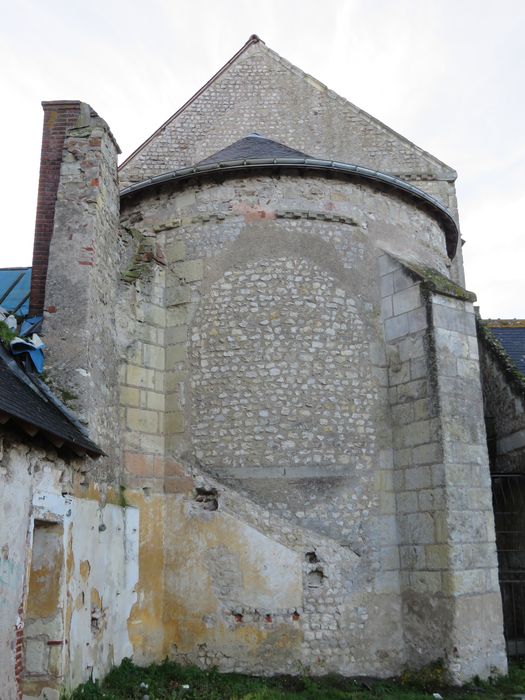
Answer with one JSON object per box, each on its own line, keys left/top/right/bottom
{"left": 196, "top": 134, "right": 311, "bottom": 165}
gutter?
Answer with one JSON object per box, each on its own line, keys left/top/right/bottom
{"left": 120, "top": 157, "right": 459, "bottom": 258}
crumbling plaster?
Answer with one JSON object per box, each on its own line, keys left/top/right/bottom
{"left": 0, "top": 438, "right": 139, "bottom": 700}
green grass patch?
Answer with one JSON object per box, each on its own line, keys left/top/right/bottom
{"left": 0, "top": 319, "right": 17, "bottom": 347}
{"left": 63, "top": 657, "right": 525, "bottom": 700}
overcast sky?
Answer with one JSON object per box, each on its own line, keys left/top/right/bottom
{"left": 1, "top": 0, "right": 523, "bottom": 317}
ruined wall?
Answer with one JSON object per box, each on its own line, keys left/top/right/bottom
{"left": 0, "top": 435, "right": 139, "bottom": 700}
{"left": 42, "top": 104, "right": 123, "bottom": 479}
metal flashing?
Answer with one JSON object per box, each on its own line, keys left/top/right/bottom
{"left": 120, "top": 157, "right": 459, "bottom": 258}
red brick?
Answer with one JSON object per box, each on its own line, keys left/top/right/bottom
{"left": 29, "top": 102, "right": 81, "bottom": 315}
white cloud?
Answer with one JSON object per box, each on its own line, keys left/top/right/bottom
{"left": 1, "top": 0, "right": 523, "bottom": 317}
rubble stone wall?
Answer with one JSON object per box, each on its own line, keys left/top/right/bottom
{"left": 112, "top": 170, "right": 506, "bottom": 680}
{"left": 479, "top": 337, "right": 525, "bottom": 473}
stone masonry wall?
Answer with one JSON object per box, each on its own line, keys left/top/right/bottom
{"left": 114, "top": 168, "right": 476, "bottom": 677}
{"left": 190, "top": 256, "right": 373, "bottom": 470}
{"left": 118, "top": 172, "right": 452, "bottom": 546}
{"left": 116, "top": 171, "right": 420, "bottom": 675}
{"left": 479, "top": 336, "right": 525, "bottom": 472}
{"left": 380, "top": 256, "right": 507, "bottom": 682}
{"left": 42, "top": 104, "right": 122, "bottom": 480}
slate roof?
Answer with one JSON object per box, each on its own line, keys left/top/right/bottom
{"left": 197, "top": 134, "right": 312, "bottom": 166}
{"left": 0, "top": 267, "right": 31, "bottom": 316}
{"left": 0, "top": 344, "right": 103, "bottom": 456}
{"left": 485, "top": 321, "right": 525, "bottom": 377}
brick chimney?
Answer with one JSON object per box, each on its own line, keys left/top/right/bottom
{"left": 30, "top": 101, "right": 89, "bottom": 315}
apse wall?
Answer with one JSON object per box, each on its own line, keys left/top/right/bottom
{"left": 116, "top": 170, "right": 475, "bottom": 676}
{"left": 119, "top": 173, "right": 453, "bottom": 535}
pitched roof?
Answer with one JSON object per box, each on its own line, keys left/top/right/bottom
{"left": 197, "top": 134, "right": 311, "bottom": 165}
{"left": 119, "top": 35, "right": 263, "bottom": 173}
{"left": 0, "top": 344, "right": 103, "bottom": 456}
{"left": 485, "top": 321, "right": 525, "bottom": 376}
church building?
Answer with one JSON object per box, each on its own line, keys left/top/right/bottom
{"left": 1, "top": 35, "right": 524, "bottom": 699}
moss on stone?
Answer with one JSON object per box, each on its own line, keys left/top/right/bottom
{"left": 399, "top": 259, "right": 476, "bottom": 302}
{"left": 477, "top": 319, "right": 525, "bottom": 395}
{"left": 120, "top": 226, "right": 156, "bottom": 283}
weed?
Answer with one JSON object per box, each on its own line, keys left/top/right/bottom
{"left": 0, "top": 320, "right": 17, "bottom": 347}
{"left": 63, "top": 657, "right": 525, "bottom": 700}
{"left": 399, "top": 660, "right": 447, "bottom": 692}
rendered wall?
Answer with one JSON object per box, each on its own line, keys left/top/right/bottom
{"left": 0, "top": 437, "right": 139, "bottom": 700}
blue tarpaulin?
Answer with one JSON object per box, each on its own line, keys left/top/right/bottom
{"left": 0, "top": 268, "right": 31, "bottom": 316}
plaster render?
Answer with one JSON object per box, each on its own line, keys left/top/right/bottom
{"left": 0, "top": 440, "right": 139, "bottom": 700}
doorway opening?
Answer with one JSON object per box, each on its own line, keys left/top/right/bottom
{"left": 492, "top": 473, "right": 525, "bottom": 658}
{"left": 22, "top": 519, "right": 64, "bottom": 697}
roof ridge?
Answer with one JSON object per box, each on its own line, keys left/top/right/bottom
{"left": 119, "top": 35, "right": 263, "bottom": 171}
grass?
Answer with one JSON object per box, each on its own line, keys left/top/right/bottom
{"left": 0, "top": 319, "right": 17, "bottom": 347}
{"left": 63, "top": 658, "right": 525, "bottom": 700}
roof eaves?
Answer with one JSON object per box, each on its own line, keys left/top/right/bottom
{"left": 0, "top": 344, "right": 104, "bottom": 457}
{"left": 120, "top": 157, "right": 459, "bottom": 258}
